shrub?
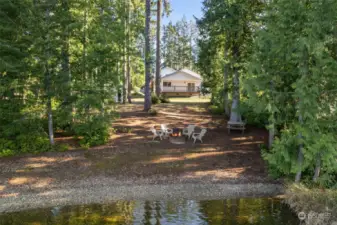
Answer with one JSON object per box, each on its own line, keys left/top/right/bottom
{"left": 73, "top": 115, "right": 111, "bottom": 148}
{"left": 0, "top": 117, "right": 53, "bottom": 156}
{"left": 0, "top": 138, "right": 16, "bottom": 157}
{"left": 16, "top": 134, "right": 52, "bottom": 154}
{"left": 151, "top": 94, "right": 161, "bottom": 104}
{"left": 208, "top": 105, "right": 224, "bottom": 115}
{"left": 239, "top": 100, "right": 268, "bottom": 127}
{"left": 55, "top": 144, "right": 70, "bottom": 152}
{"left": 148, "top": 108, "right": 157, "bottom": 116}
{"left": 159, "top": 95, "right": 170, "bottom": 103}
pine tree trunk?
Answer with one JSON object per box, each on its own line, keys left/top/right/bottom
{"left": 269, "top": 81, "right": 275, "bottom": 149}
{"left": 127, "top": 0, "right": 132, "bottom": 104}
{"left": 83, "top": 0, "right": 89, "bottom": 114}
{"left": 229, "top": 45, "right": 241, "bottom": 122}
{"left": 229, "top": 66, "right": 241, "bottom": 122}
{"left": 144, "top": 0, "right": 152, "bottom": 111}
{"left": 122, "top": 3, "right": 127, "bottom": 104}
{"left": 155, "top": 0, "right": 161, "bottom": 96}
{"left": 268, "top": 123, "right": 275, "bottom": 149}
{"left": 61, "top": 0, "right": 72, "bottom": 122}
{"left": 83, "top": 0, "right": 87, "bottom": 80}
{"left": 223, "top": 40, "right": 230, "bottom": 117}
{"left": 295, "top": 114, "right": 304, "bottom": 183}
{"left": 127, "top": 55, "right": 132, "bottom": 103}
{"left": 313, "top": 153, "right": 321, "bottom": 182}
{"left": 123, "top": 50, "right": 127, "bottom": 104}
{"left": 45, "top": 7, "right": 54, "bottom": 146}
{"left": 295, "top": 47, "right": 309, "bottom": 183}
{"left": 47, "top": 96, "right": 55, "bottom": 145}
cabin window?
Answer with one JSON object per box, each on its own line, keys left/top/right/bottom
{"left": 163, "top": 82, "right": 171, "bottom": 87}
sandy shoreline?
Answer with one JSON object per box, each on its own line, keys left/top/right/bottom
{"left": 0, "top": 179, "right": 283, "bottom": 214}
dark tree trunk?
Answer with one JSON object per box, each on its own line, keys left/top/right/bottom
{"left": 44, "top": 6, "right": 54, "bottom": 146}
{"left": 269, "top": 81, "right": 275, "bottom": 149}
{"left": 229, "top": 67, "right": 241, "bottom": 122}
{"left": 295, "top": 115, "right": 304, "bottom": 183}
{"left": 127, "top": 0, "right": 132, "bottom": 103}
{"left": 223, "top": 40, "right": 230, "bottom": 117}
{"left": 61, "top": 0, "right": 72, "bottom": 122}
{"left": 313, "top": 153, "right": 321, "bottom": 182}
{"left": 155, "top": 0, "right": 162, "bottom": 96}
{"left": 47, "top": 95, "right": 55, "bottom": 145}
{"left": 144, "top": 0, "right": 152, "bottom": 111}
{"left": 295, "top": 47, "right": 309, "bottom": 183}
{"left": 229, "top": 44, "right": 241, "bottom": 122}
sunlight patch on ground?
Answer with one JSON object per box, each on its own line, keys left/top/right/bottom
{"left": 26, "top": 157, "right": 57, "bottom": 163}
{"left": 183, "top": 168, "right": 247, "bottom": 179}
{"left": 24, "top": 163, "right": 48, "bottom": 169}
{"left": 152, "top": 156, "right": 183, "bottom": 163}
{"left": 32, "top": 178, "right": 54, "bottom": 188}
{"left": 184, "top": 163, "right": 199, "bottom": 168}
{"left": 231, "top": 136, "right": 254, "bottom": 141}
{"left": 9, "top": 177, "right": 30, "bottom": 185}
{"left": 233, "top": 141, "right": 264, "bottom": 146}
{"left": 184, "top": 152, "right": 225, "bottom": 160}
{"left": 151, "top": 152, "right": 226, "bottom": 164}
{"left": 196, "top": 147, "right": 219, "bottom": 152}
{"left": 58, "top": 156, "right": 82, "bottom": 163}
{"left": 0, "top": 193, "right": 19, "bottom": 198}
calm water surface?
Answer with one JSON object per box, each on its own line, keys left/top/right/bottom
{"left": 0, "top": 198, "right": 299, "bottom": 225}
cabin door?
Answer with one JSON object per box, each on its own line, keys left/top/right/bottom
{"left": 187, "top": 83, "right": 195, "bottom": 92}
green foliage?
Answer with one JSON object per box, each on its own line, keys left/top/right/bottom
{"left": 208, "top": 105, "right": 224, "bottom": 115}
{"left": 0, "top": 0, "right": 144, "bottom": 156}
{"left": 147, "top": 109, "right": 158, "bottom": 116}
{"left": 162, "top": 18, "right": 198, "bottom": 70}
{"left": 55, "top": 144, "right": 70, "bottom": 152}
{"left": 17, "top": 134, "right": 51, "bottom": 154}
{"left": 151, "top": 94, "right": 161, "bottom": 104}
{"left": 262, "top": 127, "right": 299, "bottom": 177}
{"left": 73, "top": 116, "right": 112, "bottom": 148}
{"left": 0, "top": 139, "right": 15, "bottom": 157}
{"left": 117, "top": 127, "right": 133, "bottom": 134}
{"left": 159, "top": 95, "right": 170, "bottom": 103}
{"left": 239, "top": 100, "right": 268, "bottom": 127}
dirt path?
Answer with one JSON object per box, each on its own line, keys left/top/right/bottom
{"left": 0, "top": 102, "right": 279, "bottom": 213}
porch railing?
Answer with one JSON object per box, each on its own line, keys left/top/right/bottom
{"left": 162, "top": 86, "right": 200, "bottom": 92}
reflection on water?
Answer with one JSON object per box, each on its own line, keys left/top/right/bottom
{"left": 0, "top": 198, "right": 299, "bottom": 225}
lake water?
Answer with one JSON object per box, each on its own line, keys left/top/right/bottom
{"left": 0, "top": 198, "right": 299, "bottom": 225}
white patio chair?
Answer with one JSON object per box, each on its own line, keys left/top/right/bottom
{"left": 150, "top": 126, "right": 164, "bottom": 140}
{"left": 192, "top": 128, "right": 207, "bottom": 144}
{"left": 161, "top": 124, "right": 173, "bottom": 137}
{"left": 182, "top": 124, "right": 196, "bottom": 139}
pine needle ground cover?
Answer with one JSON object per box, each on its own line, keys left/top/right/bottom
{"left": 0, "top": 103, "right": 279, "bottom": 212}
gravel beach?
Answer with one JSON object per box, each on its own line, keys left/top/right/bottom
{"left": 0, "top": 176, "right": 283, "bottom": 214}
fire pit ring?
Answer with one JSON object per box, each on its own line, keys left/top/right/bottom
{"left": 172, "top": 128, "right": 182, "bottom": 137}
{"left": 169, "top": 128, "right": 186, "bottom": 144}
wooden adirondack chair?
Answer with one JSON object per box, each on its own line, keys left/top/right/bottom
{"left": 182, "top": 124, "right": 196, "bottom": 139}
{"left": 192, "top": 128, "right": 207, "bottom": 144}
{"left": 161, "top": 124, "right": 173, "bottom": 137}
{"left": 150, "top": 126, "right": 164, "bottom": 140}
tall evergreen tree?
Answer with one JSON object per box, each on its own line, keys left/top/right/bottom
{"left": 144, "top": 0, "right": 152, "bottom": 111}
